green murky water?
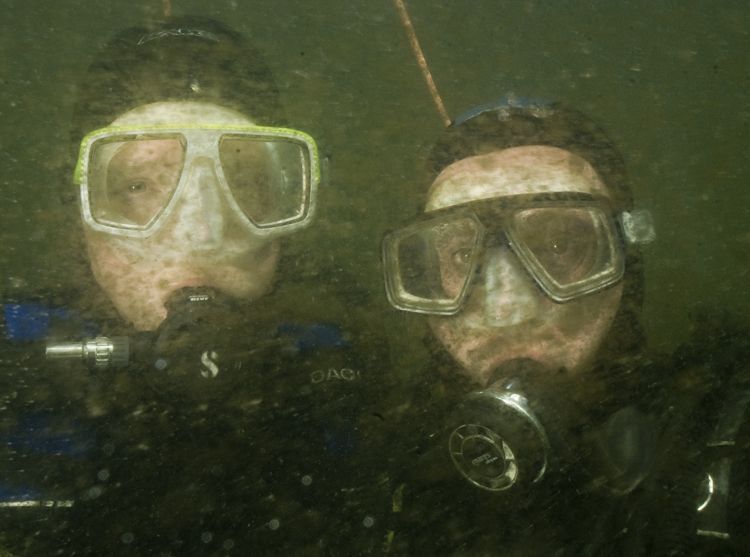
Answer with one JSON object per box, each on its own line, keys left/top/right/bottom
{"left": 0, "top": 1, "right": 748, "bottom": 554}
{"left": 2, "top": 1, "right": 748, "bottom": 353}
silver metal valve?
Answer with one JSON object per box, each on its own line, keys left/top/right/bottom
{"left": 45, "top": 336, "right": 130, "bottom": 369}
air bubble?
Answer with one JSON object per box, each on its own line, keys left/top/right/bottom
{"left": 86, "top": 486, "right": 103, "bottom": 499}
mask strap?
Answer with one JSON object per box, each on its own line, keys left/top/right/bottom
{"left": 619, "top": 209, "right": 656, "bottom": 245}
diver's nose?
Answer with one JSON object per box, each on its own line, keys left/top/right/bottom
{"left": 481, "top": 247, "right": 543, "bottom": 327}
{"left": 170, "top": 159, "right": 225, "bottom": 251}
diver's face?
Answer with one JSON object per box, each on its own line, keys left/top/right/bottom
{"left": 426, "top": 145, "right": 623, "bottom": 385}
{"left": 83, "top": 101, "right": 280, "bottom": 331}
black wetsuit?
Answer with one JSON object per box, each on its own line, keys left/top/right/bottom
{"left": 384, "top": 311, "right": 750, "bottom": 556}
{"left": 0, "top": 294, "right": 398, "bottom": 556}
{"left": 1, "top": 297, "right": 747, "bottom": 556}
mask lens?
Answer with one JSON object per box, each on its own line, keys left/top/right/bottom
{"left": 219, "top": 136, "right": 309, "bottom": 227}
{"left": 385, "top": 215, "right": 481, "bottom": 313}
{"left": 87, "top": 135, "right": 185, "bottom": 228}
{"left": 510, "top": 206, "right": 621, "bottom": 298}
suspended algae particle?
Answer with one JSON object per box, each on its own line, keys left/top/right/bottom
{"left": 391, "top": 483, "right": 404, "bottom": 512}
{"left": 382, "top": 530, "right": 395, "bottom": 554}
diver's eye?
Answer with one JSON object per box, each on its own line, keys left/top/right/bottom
{"left": 452, "top": 248, "right": 473, "bottom": 266}
{"left": 548, "top": 238, "right": 568, "bottom": 255}
{"left": 127, "top": 181, "right": 148, "bottom": 193}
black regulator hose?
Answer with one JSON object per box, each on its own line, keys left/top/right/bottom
{"left": 727, "top": 411, "right": 750, "bottom": 552}
{"left": 645, "top": 363, "right": 726, "bottom": 557}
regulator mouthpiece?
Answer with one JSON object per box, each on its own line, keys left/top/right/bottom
{"left": 448, "top": 387, "right": 550, "bottom": 492}
{"left": 445, "top": 359, "right": 654, "bottom": 496}
{"left": 447, "top": 359, "right": 551, "bottom": 492}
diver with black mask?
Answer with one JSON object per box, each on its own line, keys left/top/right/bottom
{"left": 0, "top": 16, "right": 392, "bottom": 556}
{"left": 381, "top": 97, "right": 749, "bottom": 556}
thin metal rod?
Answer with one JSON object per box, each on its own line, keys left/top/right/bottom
{"left": 391, "top": 0, "right": 451, "bottom": 127}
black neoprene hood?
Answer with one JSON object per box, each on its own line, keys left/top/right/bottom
{"left": 428, "top": 102, "right": 633, "bottom": 211}
{"left": 71, "top": 16, "right": 285, "bottom": 150}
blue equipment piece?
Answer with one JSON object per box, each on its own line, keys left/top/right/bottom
{"left": 1, "top": 412, "right": 93, "bottom": 458}
{"left": 2, "top": 302, "right": 100, "bottom": 342}
{"left": 453, "top": 94, "right": 554, "bottom": 126}
{"left": 276, "top": 322, "right": 349, "bottom": 353}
